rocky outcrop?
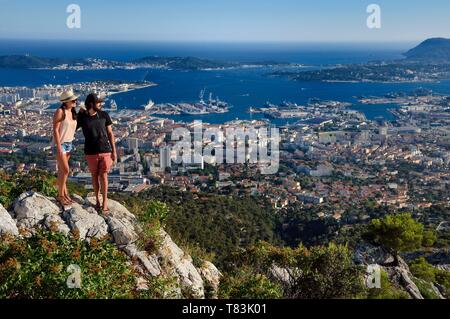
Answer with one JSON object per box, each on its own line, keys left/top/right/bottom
{"left": 354, "top": 242, "right": 434, "bottom": 299}
{"left": 62, "top": 203, "right": 109, "bottom": 240}
{"left": 269, "top": 265, "right": 296, "bottom": 287}
{"left": 198, "top": 261, "right": 222, "bottom": 299}
{"left": 354, "top": 243, "right": 395, "bottom": 265}
{"left": 386, "top": 257, "right": 424, "bottom": 299}
{"left": 0, "top": 203, "right": 19, "bottom": 236}
{"left": 123, "top": 243, "right": 162, "bottom": 277}
{"left": 157, "top": 229, "right": 205, "bottom": 298}
{"left": 1, "top": 192, "right": 221, "bottom": 299}
{"left": 106, "top": 216, "right": 138, "bottom": 247}
{"left": 43, "top": 213, "right": 71, "bottom": 235}
{"left": 13, "top": 192, "right": 60, "bottom": 233}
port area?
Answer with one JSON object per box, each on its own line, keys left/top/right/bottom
{"left": 6, "top": 80, "right": 158, "bottom": 112}
{"left": 136, "top": 89, "right": 230, "bottom": 115}
{"left": 249, "top": 100, "right": 353, "bottom": 120}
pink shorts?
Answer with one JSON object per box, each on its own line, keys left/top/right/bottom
{"left": 86, "top": 153, "right": 113, "bottom": 175}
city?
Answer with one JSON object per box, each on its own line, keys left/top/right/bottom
{"left": 0, "top": 0, "right": 449, "bottom": 307}
{"left": 1, "top": 86, "right": 448, "bottom": 223}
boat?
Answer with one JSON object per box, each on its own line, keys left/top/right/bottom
{"left": 181, "top": 109, "right": 209, "bottom": 115}
{"left": 109, "top": 99, "right": 118, "bottom": 110}
{"left": 141, "top": 99, "right": 155, "bottom": 110}
{"left": 178, "top": 103, "right": 208, "bottom": 115}
{"left": 198, "top": 90, "right": 229, "bottom": 109}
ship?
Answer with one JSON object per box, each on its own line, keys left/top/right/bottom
{"left": 102, "top": 99, "right": 117, "bottom": 111}
{"left": 178, "top": 103, "right": 208, "bottom": 115}
{"left": 198, "top": 89, "right": 229, "bottom": 109}
{"left": 109, "top": 99, "right": 117, "bottom": 110}
{"left": 141, "top": 99, "right": 155, "bottom": 111}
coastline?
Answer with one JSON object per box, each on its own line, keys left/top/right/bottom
{"left": 107, "top": 82, "right": 158, "bottom": 97}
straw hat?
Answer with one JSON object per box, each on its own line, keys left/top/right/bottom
{"left": 60, "top": 90, "right": 79, "bottom": 103}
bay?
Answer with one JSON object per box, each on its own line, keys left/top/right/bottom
{"left": 1, "top": 40, "right": 449, "bottom": 125}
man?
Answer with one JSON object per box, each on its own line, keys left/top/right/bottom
{"left": 77, "top": 93, "right": 117, "bottom": 214}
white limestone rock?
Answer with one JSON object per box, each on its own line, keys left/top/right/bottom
{"left": 62, "top": 203, "right": 108, "bottom": 240}
{"left": 0, "top": 203, "right": 19, "bottom": 236}
{"left": 157, "top": 228, "right": 205, "bottom": 298}
{"left": 198, "top": 260, "right": 222, "bottom": 298}
{"left": 13, "top": 192, "right": 61, "bottom": 231}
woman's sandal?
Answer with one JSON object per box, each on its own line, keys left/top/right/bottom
{"left": 101, "top": 208, "right": 110, "bottom": 216}
{"left": 64, "top": 196, "right": 75, "bottom": 204}
{"left": 57, "top": 196, "right": 71, "bottom": 207}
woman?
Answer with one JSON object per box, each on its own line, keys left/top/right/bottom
{"left": 53, "top": 90, "right": 79, "bottom": 206}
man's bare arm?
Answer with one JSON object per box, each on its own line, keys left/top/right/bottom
{"left": 106, "top": 125, "right": 117, "bottom": 162}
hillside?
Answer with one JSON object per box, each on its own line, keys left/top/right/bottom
{"left": 112, "top": 187, "right": 280, "bottom": 267}
{"left": 404, "top": 38, "right": 450, "bottom": 63}
{"left": 134, "top": 56, "right": 240, "bottom": 70}
{"left": 0, "top": 54, "right": 287, "bottom": 70}
{"left": 0, "top": 55, "right": 82, "bottom": 69}
{"left": 0, "top": 172, "right": 448, "bottom": 299}
{"left": 0, "top": 192, "right": 221, "bottom": 298}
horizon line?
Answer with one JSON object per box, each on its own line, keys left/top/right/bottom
{"left": 0, "top": 37, "right": 430, "bottom": 45}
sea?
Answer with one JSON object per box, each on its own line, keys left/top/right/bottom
{"left": 1, "top": 39, "right": 450, "bottom": 125}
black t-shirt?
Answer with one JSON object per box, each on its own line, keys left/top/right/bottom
{"left": 77, "top": 110, "right": 113, "bottom": 155}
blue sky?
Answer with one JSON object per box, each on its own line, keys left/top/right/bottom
{"left": 0, "top": 0, "right": 449, "bottom": 42}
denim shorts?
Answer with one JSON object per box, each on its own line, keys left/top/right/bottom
{"left": 54, "top": 142, "right": 73, "bottom": 154}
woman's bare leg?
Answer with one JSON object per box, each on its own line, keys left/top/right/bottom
{"left": 63, "top": 153, "right": 73, "bottom": 202}
{"left": 56, "top": 151, "right": 70, "bottom": 205}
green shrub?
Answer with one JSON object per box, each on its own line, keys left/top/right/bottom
{"left": 410, "top": 257, "right": 436, "bottom": 283}
{"left": 137, "top": 275, "right": 181, "bottom": 299}
{"left": 409, "top": 257, "right": 449, "bottom": 298}
{"left": 111, "top": 188, "right": 279, "bottom": 270}
{"left": 366, "top": 213, "right": 430, "bottom": 257}
{"left": 12, "top": 170, "right": 58, "bottom": 199}
{"left": 179, "top": 241, "right": 216, "bottom": 268}
{"left": 219, "top": 267, "right": 283, "bottom": 299}
{"left": 109, "top": 198, "right": 170, "bottom": 254}
{"left": 367, "top": 270, "right": 409, "bottom": 299}
{"left": 136, "top": 221, "right": 162, "bottom": 254}
{"left": 0, "top": 176, "right": 14, "bottom": 208}
{"left": 413, "top": 278, "right": 440, "bottom": 299}
{"left": 0, "top": 231, "right": 138, "bottom": 299}
{"left": 287, "top": 243, "right": 365, "bottom": 299}
{"left": 228, "top": 241, "right": 365, "bottom": 299}
{"left": 0, "top": 170, "right": 58, "bottom": 209}
{"left": 135, "top": 201, "right": 170, "bottom": 254}
{"left": 422, "top": 230, "right": 437, "bottom": 247}
{"left": 67, "top": 180, "right": 88, "bottom": 198}
{"left": 435, "top": 269, "right": 450, "bottom": 298}
{"left": 141, "top": 200, "right": 169, "bottom": 226}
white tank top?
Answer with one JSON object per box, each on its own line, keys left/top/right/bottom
{"left": 55, "top": 109, "right": 77, "bottom": 144}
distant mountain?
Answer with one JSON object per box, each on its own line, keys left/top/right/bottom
{"left": 0, "top": 55, "right": 82, "bottom": 69}
{"left": 136, "top": 56, "right": 290, "bottom": 70}
{"left": 0, "top": 54, "right": 285, "bottom": 70}
{"left": 134, "top": 56, "right": 240, "bottom": 70}
{"left": 404, "top": 38, "right": 450, "bottom": 63}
